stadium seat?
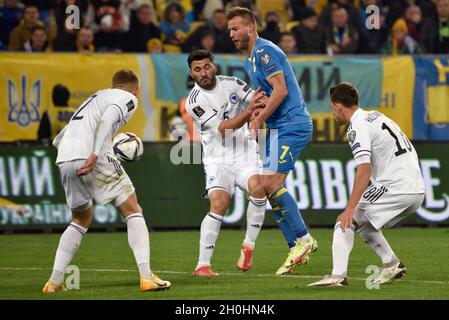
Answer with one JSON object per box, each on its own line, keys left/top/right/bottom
{"left": 163, "top": 44, "right": 182, "bottom": 53}
{"left": 285, "top": 21, "right": 300, "bottom": 32}
{"left": 187, "top": 21, "right": 206, "bottom": 37}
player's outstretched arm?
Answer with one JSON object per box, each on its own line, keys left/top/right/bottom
{"left": 218, "top": 88, "right": 267, "bottom": 137}
{"left": 337, "top": 163, "right": 371, "bottom": 231}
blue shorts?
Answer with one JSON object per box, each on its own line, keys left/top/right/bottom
{"left": 263, "top": 121, "right": 313, "bottom": 174}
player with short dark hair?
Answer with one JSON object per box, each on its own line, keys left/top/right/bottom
{"left": 186, "top": 50, "right": 268, "bottom": 276}
{"left": 309, "top": 82, "right": 425, "bottom": 286}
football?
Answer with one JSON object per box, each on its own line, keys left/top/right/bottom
{"left": 112, "top": 132, "right": 143, "bottom": 162}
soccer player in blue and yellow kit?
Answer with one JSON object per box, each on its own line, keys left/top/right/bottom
{"left": 227, "top": 7, "right": 318, "bottom": 275}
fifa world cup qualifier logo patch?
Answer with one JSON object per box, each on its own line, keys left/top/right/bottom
{"left": 7, "top": 75, "right": 41, "bottom": 127}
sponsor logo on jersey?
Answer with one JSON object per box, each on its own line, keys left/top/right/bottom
{"left": 236, "top": 78, "right": 244, "bottom": 86}
{"left": 348, "top": 130, "right": 356, "bottom": 143}
{"left": 126, "top": 100, "right": 135, "bottom": 112}
{"left": 260, "top": 54, "right": 271, "bottom": 65}
{"left": 229, "top": 93, "right": 238, "bottom": 104}
{"left": 193, "top": 106, "right": 205, "bottom": 118}
{"left": 7, "top": 75, "right": 41, "bottom": 127}
{"left": 242, "top": 85, "right": 250, "bottom": 92}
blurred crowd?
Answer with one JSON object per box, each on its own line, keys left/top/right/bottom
{"left": 0, "top": 0, "right": 448, "bottom": 54}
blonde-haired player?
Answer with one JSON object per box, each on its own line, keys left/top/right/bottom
{"left": 43, "top": 69, "right": 170, "bottom": 292}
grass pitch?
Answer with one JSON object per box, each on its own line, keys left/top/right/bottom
{"left": 0, "top": 228, "right": 448, "bottom": 300}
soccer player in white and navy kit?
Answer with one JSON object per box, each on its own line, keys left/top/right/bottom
{"left": 185, "top": 50, "right": 268, "bottom": 276}
{"left": 309, "top": 82, "right": 425, "bottom": 287}
{"left": 43, "top": 69, "right": 170, "bottom": 292}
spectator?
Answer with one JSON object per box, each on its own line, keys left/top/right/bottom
{"left": 199, "top": 30, "right": 215, "bottom": 51}
{"left": 319, "top": 0, "right": 361, "bottom": 33}
{"left": 124, "top": 4, "right": 161, "bottom": 52}
{"left": 291, "top": 6, "right": 327, "bottom": 54}
{"left": 86, "top": 0, "right": 124, "bottom": 52}
{"left": 122, "top": 0, "right": 159, "bottom": 30}
{"left": 259, "top": 11, "right": 282, "bottom": 45}
{"left": 201, "top": 0, "right": 223, "bottom": 20}
{"left": 420, "top": 0, "right": 449, "bottom": 53}
{"left": 22, "top": 25, "right": 52, "bottom": 52}
{"left": 155, "top": 0, "right": 195, "bottom": 23}
{"left": 290, "top": 0, "right": 328, "bottom": 21}
{"left": 279, "top": 32, "right": 297, "bottom": 54}
{"left": 416, "top": 0, "right": 437, "bottom": 18}
{"left": 358, "top": 0, "right": 388, "bottom": 53}
{"left": 147, "top": 37, "right": 163, "bottom": 52}
{"left": 0, "top": 0, "right": 23, "bottom": 50}
{"left": 182, "top": 9, "right": 236, "bottom": 53}
{"left": 405, "top": 5, "right": 422, "bottom": 42}
{"left": 383, "top": 0, "right": 409, "bottom": 30}
{"left": 382, "top": 18, "right": 421, "bottom": 55}
{"left": 160, "top": 2, "right": 190, "bottom": 46}
{"left": 8, "top": 5, "right": 43, "bottom": 51}
{"left": 326, "top": 6, "right": 359, "bottom": 54}
{"left": 21, "top": 0, "right": 57, "bottom": 25}
{"left": 38, "top": 84, "right": 77, "bottom": 141}
{"left": 76, "top": 27, "right": 95, "bottom": 53}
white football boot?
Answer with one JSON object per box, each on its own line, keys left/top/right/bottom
{"left": 308, "top": 275, "right": 349, "bottom": 287}
{"left": 373, "top": 261, "right": 406, "bottom": 285}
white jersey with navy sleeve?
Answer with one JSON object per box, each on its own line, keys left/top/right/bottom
{"left": 347, "top": 108, "right": 425, "bottom": 195}
{"left": 185, "top": 75, "right": 256, "bottom": 166}
{"left": 54, "top": 88, "right": 138, "bottom": 164}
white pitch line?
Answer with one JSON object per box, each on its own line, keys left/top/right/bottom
{"left": 0, "top": 267, "right": 448, "bottom": 285}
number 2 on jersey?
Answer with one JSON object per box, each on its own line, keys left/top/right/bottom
{"left": 71, "top": 94, "right": 97, "bottom": 121}
{"left": 381, "top": 122, "right": 412, "bottom": 156}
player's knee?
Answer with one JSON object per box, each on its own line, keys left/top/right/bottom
{"left": 210, "top": 198, "right": 229, "bottom": 215}
{"left": 250, "top": 183, "right": 265, "bottom": 198}
{"left": 117, "top": 193, "right": 142, "bottom": 217}
{"left": 263, "top": 174, "right": 286, "bottom": 195}
{"left": 248, "top": 175, "right": 265, "bottom": 198}
{"left": 71, "top": 206, "right": 93, "bottom": 228}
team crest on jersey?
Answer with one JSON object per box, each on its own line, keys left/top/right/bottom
{"left": 193, "top": 106, "right": 205, "bottom": 117}
{"left": 260, "top": 54, "right": 271, "bottom": 65}
{"left": 7, "top": 75, "right": 41, "bottom": 127}
{"left": 229, "top": 93, "right": 238, "bottom": 104}
{"left": 348, "top": 130, "right": 356, "bottom": 143}
{"left": 126, "top": 100, "right": 135, "bottom": 112}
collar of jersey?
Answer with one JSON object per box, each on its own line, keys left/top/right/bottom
{"left": 248, "top": 37, "right": 261, "bottom": 61}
